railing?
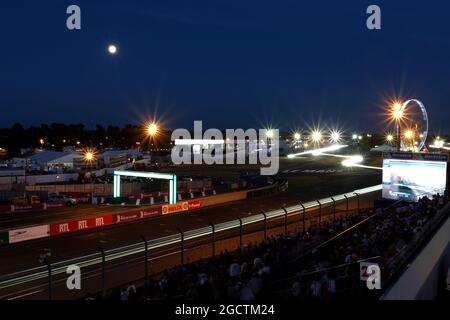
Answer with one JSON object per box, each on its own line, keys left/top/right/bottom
{"left": 267, "top": 187, "right": 448, "bottom": 300}
{"left": 0, "top": 184, "right": 382, "bottom": 297}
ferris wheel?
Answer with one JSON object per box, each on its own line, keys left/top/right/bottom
{"left": 397, "top": 99, "right": 428, "bottom": 152}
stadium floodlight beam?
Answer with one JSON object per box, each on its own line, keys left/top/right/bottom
{"left": 386, "top": 134, "right": 394, "bottom": 143}
{"left": 84, "top": 150, "right": 95, "bottom": 162}
{"left": 391, "top": 102, "right": 404, "bottom": 121}
{"left": 404, "top": 129, "right": 414, "bottom": 140}
{"left": 311, "top": 130, "right": 322, "bottom": 143}
{"left": 390, "top": 100, "right": 405, "bottom": 151}
{"left": 113, "top": 170, "right": 177, "bottom": 204}
{"left": 147, "top": 123, "right": 158, "bottom": 137}
{"left": 330, "top": 131, "right": 341, "bottom": 143}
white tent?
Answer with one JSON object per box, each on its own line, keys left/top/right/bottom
{"left": 47, "top": 153, "right": 83, "bottom": 168}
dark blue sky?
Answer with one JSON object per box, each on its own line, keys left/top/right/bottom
{"left": 1, "top": 0, "right": 449, "bottom": 133}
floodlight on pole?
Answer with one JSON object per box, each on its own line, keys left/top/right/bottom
{"left": 83, "top": 149, "right": 96, "bottom": 204}
{"left": 311, "top": 130, "right": 322, "bottom": 143}
{"left": 330, "top": 131, "right": 341, "bottom": 143}
{"left": 147, "top": 123, "right": 159, "bottom": 137}
{"left": 390, "top": 101, "right": 405, "bottom": 151}
{"left": 404, "top": 129, "right": 414, "bottom": 140}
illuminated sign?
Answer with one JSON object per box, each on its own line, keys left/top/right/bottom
{"left": 113, "top": 170, "right": 177, "bottom": 205}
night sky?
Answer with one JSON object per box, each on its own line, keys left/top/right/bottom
{"left": 1, "top": 0, "right": 450, "bottom": 133}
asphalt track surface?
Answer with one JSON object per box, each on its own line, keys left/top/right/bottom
{"left": 0, "top": 155, "right": 381, "bottom": 298}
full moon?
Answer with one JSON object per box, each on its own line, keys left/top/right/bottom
{"left": 108, "top": 44, "right": 117, "bottom": 54}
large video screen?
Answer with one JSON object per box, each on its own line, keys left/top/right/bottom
{"left": 382, "top": 159, "right": 447, "bottom": 201}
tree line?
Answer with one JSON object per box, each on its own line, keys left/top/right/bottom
{"left": 0, "top": 123, "right": 172, "bottom": 157}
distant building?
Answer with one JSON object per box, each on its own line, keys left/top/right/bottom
{"left": 98, "top": 149, "right": 143, "bottom": 167}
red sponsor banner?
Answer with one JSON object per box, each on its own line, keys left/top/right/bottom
{"left": 139, "top": 206, "right": 162, "bottom": 219}
{"left": 113, "top": 206, "right": 162, "bottom": 223}
{"left": 50, "top": 215, "right": 113, "bottom": 235}
{"left": 113, "top": 211, "right": 141, "bottom": 223}
{"left": 188, "top": 200, "right": 202, "bottom": 210}
{"left": 162, "top": 201, "right": 189, "bottom": 215}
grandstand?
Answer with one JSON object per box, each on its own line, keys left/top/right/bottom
{"left": 85, "top": 191, "right": 449, "bottom": 301}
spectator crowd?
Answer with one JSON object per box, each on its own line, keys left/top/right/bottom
{"left": 85, "top": 191, "right": 449, "bottom": 301}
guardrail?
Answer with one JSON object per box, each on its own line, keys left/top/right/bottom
{"left": 0, "top": 184, "right": 382, "bottom": 296}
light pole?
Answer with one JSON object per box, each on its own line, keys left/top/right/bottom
{"left": 391, "top": 102, "right": 404, "bottom": 151}
{"left": 266, "top": 129, "right": 274, "bottom": 146}
{"left": 84, "top": 150, "right": 96, "bottom": 204}
{"left": 146, "top": 122, "right": 159, "bottom": 153}
{"left": 311, "top": 130, "right": 322, "bottom": 147}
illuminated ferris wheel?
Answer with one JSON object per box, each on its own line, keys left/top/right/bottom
{"left": 397, "top": 99, "right": 429, "bottom": 152}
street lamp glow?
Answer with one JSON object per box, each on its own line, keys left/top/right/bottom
{"left": 434, "top": 139, "right": 445, "bottom": 148}
{"left": 311, "top": 130, "right": 322, "bottom": 143}
{"left": 108, "top": 44, "right": 118, "bottom": 54}
{"left": 404, "top": 130, "right": 414, "bottom": 140}
{"left": 330, "top": 131, "right": 341, "bottom": 143}
{"left": 84, "top": 150, "right": 95, "bottom": 162}
{"left": 386, "top": 134, "right": 394, "bottom": 142}
{"left": 266, "top": 130, "right": 274, "bottom": 139}
{"left": 294, "top": 133, "right": 301, "bottom": 140}
{"left": 352, "top": 134, "right": 358, "bottom": 140}
{"left": 391, "top": 102, "right": 404, "bottom": 121}
{"left": 147, "top": 123, "right": 159, "bottom": 136}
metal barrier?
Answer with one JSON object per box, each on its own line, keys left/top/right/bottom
{"left": 0, "top": 184, "right": 382, "bottom": 293}
{"left": 269, "top": 187, "right": 449, "bottom": 300}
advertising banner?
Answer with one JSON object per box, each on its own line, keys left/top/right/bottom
{"left": 50, "top": 215, "right": 113, "bottom": 235}
{"left": 113, "top": 211, "right": 141, "bottom": 223}
{"left": 187, "top": 200, "right": 202, "bottom": 210}
{"left": 9, "top": 225, "right": 50, "bottom": 243}
{"left": 139, "top": 206, "right": 162, "bottom": 219}
{"left": 162, "top": 201, "right": 189, "bottom": 215}
{"left": 386, "top": 152, "right": 449, "bottom": 162}
{"left": 113, "top": 206, "right": 162, "bottom": 223}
